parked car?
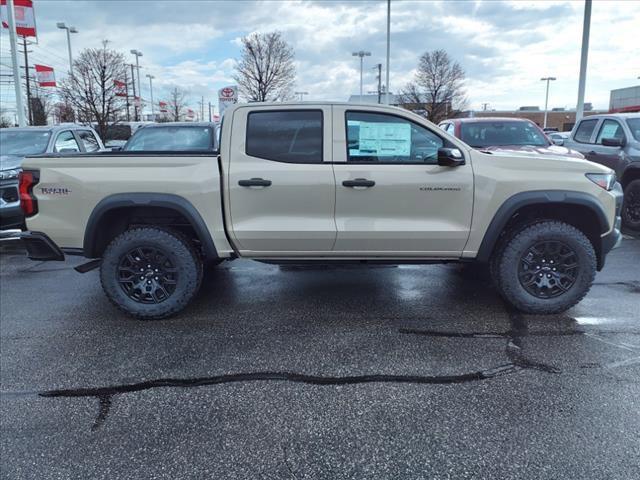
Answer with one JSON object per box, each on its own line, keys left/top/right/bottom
{"left": 120, "top": 122, "right": 217, "bottom": 151}
{"left": 12, "top": 103, "right": 621, "bottom": 319}
{"left": 0, "top": 125, "right": 104, "bottom": 230}
{"left": 546, "top": 131, "right": 571, "bottom": 145}
{"left": 563, "top": 113, "right": 640, "bottom": 232}
{"left": 438, "top": 117, "right": 584, "bottom": 159}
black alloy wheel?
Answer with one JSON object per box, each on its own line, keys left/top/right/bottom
{"left": 518, "top": 240, "right": 579, "bottom": 299}
{"left": 117, "top": 246, "right": 178, "bottom": 304}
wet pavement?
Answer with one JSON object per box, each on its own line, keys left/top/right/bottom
{"left": 1, "top": 237, "right": 639, "bottom": 479}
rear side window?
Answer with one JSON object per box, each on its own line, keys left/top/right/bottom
{"left": 78, "top": 131, "right": 100, "bottom": 152}
{"left": 124, "top": 127, "right": 214, "bottom": 151}
{"left": 246, "top": 110, "right": 323, "bottom": 163}
{"left": 573, "top": 119, "right": 598, "bottom": 143}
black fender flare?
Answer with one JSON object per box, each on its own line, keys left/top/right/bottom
{"left": 475, "top": 190, "right": 609, "bottom": 263}
{"left": 83, "top": 193, "right": 218, "bottom": 260}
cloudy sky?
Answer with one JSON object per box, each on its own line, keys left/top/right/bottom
{"left": 1, "top": 0, "right": 639, "bottom": 115}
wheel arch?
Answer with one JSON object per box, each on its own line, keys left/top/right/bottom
{"left": 476, "top": 190, "right": 609, "bottom": 266}
{"left": 83, "top": 193, "right": 218, "bottom": 260}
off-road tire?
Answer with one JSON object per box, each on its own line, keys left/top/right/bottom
{"left": 622, "top": 179, "right": 640, "bottom": 233}
{"left": 491, "top": 221, "right": 596, "bottom": 314}
{"left": 100, "top": 227, "right": 203, "bottom": 320}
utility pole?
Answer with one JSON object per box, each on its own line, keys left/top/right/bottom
{"left": 124, "top": 70, "right": 130, "bottom": 122}
{"left": 576, "top": 0, "right": 591, "bottom": 123}
{"left": 208, "top": 102, "right": 212, "bottom": 122}
{"left": 130, "top": 64, "right": 138, "bottom": 121}
{"left": 385, "top": 0, "right": 391, "bottom": 105}
{"left": 374, "top": 63, "right": 382, "bottom": 103}
{"left": 21, "top": 36, "right": 32, "bottom": 124}
{"left": 352, "top": 50, "right": 371, "bottom": 101}
{"left": 7, "top": 0, "right": 26, "bottom": 126}
{"left": 541, "top": 77, "right": 556, "bottom": 128}
{"left": 146, "top": 74, "right": 155, "bottom": 119}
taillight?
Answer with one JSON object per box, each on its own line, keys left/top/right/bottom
{"left": 19, "top": 170, "right": 40, "bottom": 217}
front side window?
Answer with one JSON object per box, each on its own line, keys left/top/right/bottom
{"left": 78, "top": 131, "right": 100, "bottom": 152}
{"left": 346, "top": 111, "right": 443, "bottom": 163}
{"left": 124, "top": 126, "right": 214, "bottom": 151}
{"left": 595, "top": 119, "right": 626, "bottom": 144}
{"left": 573, "top": 119, "right": 598, "bottom": 143}
{"left": 246, "top": 110, "right": 323, "bottom": 163}
{"left": 54, "top": 131, "right": 80, "bottom": 152}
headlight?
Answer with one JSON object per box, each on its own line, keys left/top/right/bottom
{"left": 0, "top": 169, "right": 20, "bottom": 180}
{"left": 585, "top": 173, "right": 616, "bottom": 191}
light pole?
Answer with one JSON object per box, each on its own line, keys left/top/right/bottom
{"left": 7, "top": 0, "right": 26, "bottom": 126}
{"left": 576, "top": 0, "right": 591, "bottom": 123}
{"left": 56, "top": 22, "right": 78, "bottom": 75}
{"left": 146, "top": 74, "right": 155, "bottom": 119}
{"left": 541, "top": 77, "right": 556, "bottom": 128}
{"left": 130, "top": 49, "right": 143, "bottom": 108}
{"left": 385, "top": 0, "right": 391, "bottom": 105}
{"left": 294, "top": 91, "right": 308, "bottom": 101}
{"left": 352, "top": 50, "right": 371, "bottom": 101}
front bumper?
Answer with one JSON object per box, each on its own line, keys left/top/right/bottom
{"left": 598, "top": 182, "right": 623, "bottom": 269}
{"left": 0, "top": 230, "right": 64, "bottom": 261}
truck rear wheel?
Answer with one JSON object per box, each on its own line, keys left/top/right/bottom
{"left": 100, "top": 227, "right": 203, "bottom": 320}
{"left": 492, "top": 221, "right": 596, "bottom": 314}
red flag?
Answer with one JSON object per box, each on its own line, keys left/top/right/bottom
{"left": 159, "top": 101, "right": 167, "bottom": 113}
{"left": 34, "top": 64, "right": 55, "bottom": 87}
{"left": 114, "top": 80, "right": 127, "bottom": 97}
{"left": 1, "top": 0, "right": 37, "bottom": 37}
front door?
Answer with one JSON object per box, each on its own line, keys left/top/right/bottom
{"left": 226, "top": 106, "right": 336, "bottom": 255}
{"left": 331, "top": 107, "right": 473, "bottom": 256}
{"left": 589, "top": 118, "right": 627, "bottom": 171}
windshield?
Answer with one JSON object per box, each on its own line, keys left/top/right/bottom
{"left": 123, "top": 126, "right": 214, "bottom": 151}
{"left": 626, "top": 118, "right": 640, "bottom": 141}
{"left": 461, "top": 121, "right": 549, "bottom": 148}
{"left": 0, "top": 130, "right": 51, "bottom": 156}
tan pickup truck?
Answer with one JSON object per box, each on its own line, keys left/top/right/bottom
{"left": 13, "top": 103, "right": 623, "bottom": 319}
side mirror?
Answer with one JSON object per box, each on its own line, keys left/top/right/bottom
{"left": 552, "top": 138, "right": 564, "bottom": 146}
{"left": 59, "top": 148, "right": 79, "bottom": 153}
{"left": 601, "top": 137, "right": 624, "bottom": 147}
{"left": 110, "top": 146, "right": 122, "bottom": 151}
{"left": 437, "top": 147, "right": 465, "bottom": 167}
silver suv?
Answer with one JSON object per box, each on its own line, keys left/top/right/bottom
{"left": 0, "top": 125, "right": 104, "bottom": 230}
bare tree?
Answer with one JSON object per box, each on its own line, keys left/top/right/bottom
{"left": 233, "top": 31, "right": 296, "bottom": 102}
{"left": 0, "top": 106, "right": 13, "bottom": 128}
{"left": 397, "top": 49, "right": 467, "bottom": 124}
{"left": 30, "top": 92, "right": 56, "bottom": 126}
{"left": 164, "top": 87, "right": 188, "bottom": 121}
{"left": 58, "top": 41, "right": 128, "bottom": 140}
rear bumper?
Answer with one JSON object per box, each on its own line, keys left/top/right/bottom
{"left": 0, "top": 230, "right": 65, "bottom": 261}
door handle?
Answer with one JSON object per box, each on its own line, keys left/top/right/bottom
{"left": 238, "top": 178, "right": 272, "bottom": 187}
{"left": 342, "top": 178, "right": 375, "bottom": 188}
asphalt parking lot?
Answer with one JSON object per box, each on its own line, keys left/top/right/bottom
{"left": 1, "top": 237, "right": 639, "bottom": 479}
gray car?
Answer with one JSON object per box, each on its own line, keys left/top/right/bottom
{"left": 0, "top": 125, "right": 104, "bottom": 230}
{"left": 564, "top": 113, "right": 640, "bottom": 232}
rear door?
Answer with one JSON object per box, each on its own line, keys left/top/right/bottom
{"left": 226, "top": 106, "right": 336, "bottom": 255}
{"left": 331, "top": 106, "right": 473, "bottom": 256}
{"left": 570, "top": 118, "right": 599, "bottom": 161}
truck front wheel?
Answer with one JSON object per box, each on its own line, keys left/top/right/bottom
{"left": 622, "top": 179, "right": 640, "bottom": 233}
{"left": 491, "top": 221, "right": 596, "bottom": 314}
{"left": 100, "top": 227, "right": 203, "bottom": 320}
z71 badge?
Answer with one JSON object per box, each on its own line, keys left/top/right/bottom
{"left": 40, "top": 186, "right": 72, "bottom": 196}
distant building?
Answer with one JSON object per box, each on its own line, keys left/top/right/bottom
{"left": 609, "top": 85, "right": 640, "bottom": 113}
{"left": 457, "top": 108, "right": 607, "bottom": 132}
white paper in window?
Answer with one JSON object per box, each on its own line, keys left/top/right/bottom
{"left": 351, "top": 121, "right": 411, "bottom": 156}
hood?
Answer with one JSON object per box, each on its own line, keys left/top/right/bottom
{"left": 478, "top": 144, "right": 585, "bottom": 159}
{"left": 0, "top": 154, "right": 24, "bottom": 171}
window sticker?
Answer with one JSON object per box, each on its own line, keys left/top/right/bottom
{"left": 599, "top": 123, "right": 618, "bottom": 139}
{"left": 349, "top": 121, "right": 411, "bottom": 157}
